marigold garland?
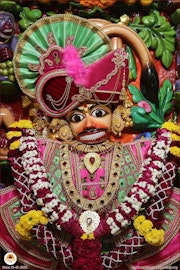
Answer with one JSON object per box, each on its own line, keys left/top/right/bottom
{"left": 9, "top": 140, "right": 20, "bottom": 150}
{"left": 170, "top": 146, "right": 180, "bottom": 158}
{"left": 6, "top": 131, "right": 22, "bottom": 140}
{"left": 161, "top": 122, "right": 180, "bottom": 135}
{"left": 9, "top": 119, "right": 33, "bottom": 129}
{"left": 7, "top": 120, "right": 34, "bottom": 150}
{"left": 171, "top": 134, "right": 180, "bottom": 141}
{"left": 15, "top": 210, "right": 48, "bottom": 240}
{"left": 145, "top": 228, "right": 165, "bottom": 246}
{"left": 133, "top": 215, "right": 165, "bottom": 246}
{"left": 161, "top": 121, "right": 180, "bottom": 158}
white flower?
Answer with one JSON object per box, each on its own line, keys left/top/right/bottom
{"left": 121, "top": 219, "right": 128, "bottom": 227}
{"left": 23, "top": 150, "right": 38, "bottom": 158}
{"left": 36, "top": 198, "right": 44, "bottom": 206}
{"left": 162, "top": 132, "right": 171, "bottom": 139}
{"left": 26, "top": 142, "right": 36, "bottom": 149}
{"left": 125, "top": 196, "right": 142, "bottom": 212}
{"left": 56, "top": 224, "right": 61, "bottom": 230}
{"left": 61, "top": 210, "right": 72, "bottom": 222}
{"left": 156, "top": 140, "right": 166, "bottom": 149}
{"left": 45, "top": 193, "right": 56, "bottom": 199}
{"left": 137, "top": 189, "right": 148, "bottom": 202}
{"left": 116, "top": 213, "right": 124, "bottom": 222}
{"left": 45, "top": 199, "right": 59, "bottom": 209}
{"left": 149, "top": 168, "right": 162, "bottom": 182}
{"left": 153, "top": 160, "right": 164, "bottom": 170}
{"left": 153, "top": 148, "right": 166, "bottom": 159}
{"left": 106, "top": 217, "right": 120, "bottom": 235}
{"left": 37, "top": 172, "right": 46, "bottom": 178}
{"left": 144, "top": 157, "right": 151, "bottom": 165}
{"left": 107, "top": 217, "right": 114, "bottom": 225}
{"left": 59, "top": 204, "right": 67, "bottom": 213}
{"left": 32, "top": 180, "right": 50, "bottom": 192}
{"left": 135, "top": 181, "right": 147, "bottom": 188}
{"left": 36, "top": 198, "right": 44, "bottom": 205}
{"left": 120, "top": 203, "right": 131, "bottom": 214}
{"left": 147, "top": 184, "right": 156, "bottom": 195}
{"left": 110, "top": 222, "right": 120, "bottom": 234}
{"left": 49, "top": 211, "right": 59, "bottom": 222}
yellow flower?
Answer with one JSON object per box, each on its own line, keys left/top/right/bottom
{"left": 145, "top": 228, "right": 165, "bottom": 246}
{"left": 15, "top": 210, "right": 48, "bottom": 241}
{"left": 171, "top": 134, "right": 180, "bottom": 142}
{"left": 133, "top": 215, "right": 146, "bottom": 230}
{"left": 162, "top": 122, "right": 180, "bottom": 135}
{"left": 9, "top": 140, "right": 20, "bottom": 150}
{"left": 81, "top": 232, "right": 95, "bottom": 240}
{"left": 9, "top": 120, "right": 33, "bottom": 129}
{"left": 15, "top": 223, "right": 32, "bottom": 241}
{"left": 6, "top": 131, "right": 22, "bottom": 140}
{"left": 138, "top": 220, "right": 153, "bottom": 236}
{"left": 170, "top": 146, "right": 180, "bottom": 158}
{"left": 40, "top": 216, "right": 49, "bottom": 224}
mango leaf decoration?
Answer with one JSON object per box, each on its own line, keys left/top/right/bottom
{"left": 129, "top": 79, "right": 173, "bottom": 130}
{"left": 129, "top": 10, "right": 176, "bottom": 69}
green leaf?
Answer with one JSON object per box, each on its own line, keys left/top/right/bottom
{"left": 128, "top": 85, "right": 144, "bottom": 103}
{"left": 162, "top": 50, "right": 173, "bottom": 69}
{"left": 129, "top": 10, "right": 176, "bottom": 68}
{"left": 151, "top": 35, "right": 157, "bottom": 49}
{"left": 158, "top": 79, "right": 173, "bottom": 116}
{"left": 131, "top": 106, "right": 162, "bottom": 130}
{"left": 142, "top": 15, "right": 155, "bottom": 27}
{"left": 155, "top": 38, "right": 163, "bottom": 58}
{"left": 128, "top": 83, "right": 167, "bottom": 130}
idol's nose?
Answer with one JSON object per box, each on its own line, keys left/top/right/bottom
{"left": 84, "top": 115, "right": 95, "bottom": 128}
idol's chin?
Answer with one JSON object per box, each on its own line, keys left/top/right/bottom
{"left": 76, "top": 129, "right": 110, "bottom": 145}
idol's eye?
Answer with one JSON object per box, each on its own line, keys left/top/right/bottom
{"left": 70, "top": 113, "right": 85, "bottom": 123}
{"left": 8, "top": 18, "right": 14, "bottom": 25}
{"left": 91, "top": 108, "right": 108, "bottom": 118}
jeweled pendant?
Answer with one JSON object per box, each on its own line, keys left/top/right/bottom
{"left": 83, "top": 153, "right": 101, "bottom": 174}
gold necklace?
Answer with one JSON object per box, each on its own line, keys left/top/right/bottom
{"left": 68, "top": 140, "right": 115, "bottom": 154}
{"left": 59, "top": 143, "right": 123, "bottom": 214}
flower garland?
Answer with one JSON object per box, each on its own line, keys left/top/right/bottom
{"left": 7, "top": 120, "right": 179, "bottom": 269}
{"left": 162, "top": 121, "right": 180, "bottom": 158}
{"left": 133, "top": 215, "right": 164, "bottom": 246}
{"left": 15, "top": 210, "right": 48, "bottom": 240}
{"left": 106, "top": 127, "right": 172, "bottom": 235}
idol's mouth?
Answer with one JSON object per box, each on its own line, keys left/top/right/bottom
{"left": 77, "top": 128, "right": 109, "bottom": 144}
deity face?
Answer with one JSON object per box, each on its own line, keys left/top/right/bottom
{"left": 0, "top": 11, "right": 14, "bottom": 42}
{"left": 66, "top": 103, "right": 112, "bottom": 144}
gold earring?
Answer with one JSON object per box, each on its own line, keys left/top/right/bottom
{"left": 111, "top": 105, "right": 125, "bottom": 136}
{"left": 111, "top": 105, "right": 133, "bottom": 136}
{"left": 49, "top": 119, "right": 74, "bottom": 141}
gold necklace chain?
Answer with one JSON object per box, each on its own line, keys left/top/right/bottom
{"left": 68, "top": 140, "right": 115, "bottom": 154}
{"left": 59, "top": 143, "right": 123, "bottom": 214}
